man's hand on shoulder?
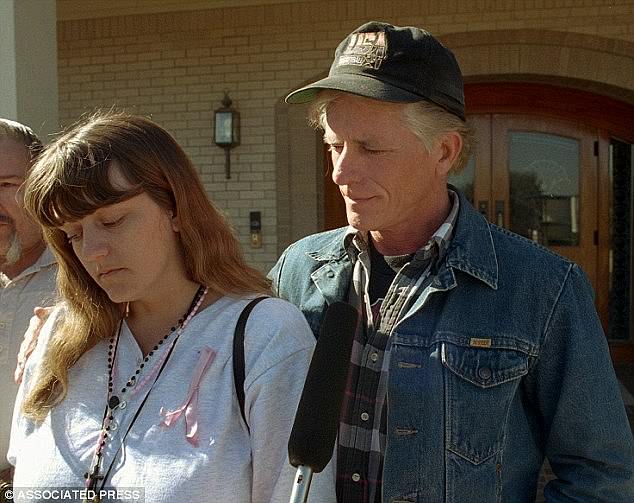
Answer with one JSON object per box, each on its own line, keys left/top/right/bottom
{"left": 14, "top": 306, "right": 52, "bottom": 384}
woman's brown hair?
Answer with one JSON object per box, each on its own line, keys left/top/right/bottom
{"left": 22, "top": 111, "right": 270, "bottom": 419}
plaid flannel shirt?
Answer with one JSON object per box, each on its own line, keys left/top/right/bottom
{"left": 336, "top": 191, "right": 459, "bottom": 503}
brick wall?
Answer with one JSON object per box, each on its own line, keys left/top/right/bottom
{"left": 56, "top": 0, "right": 634, "bottom": 271}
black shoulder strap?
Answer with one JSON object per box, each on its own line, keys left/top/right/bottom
{"left": 233, "top": 297, "right": 268, "bottom": 432}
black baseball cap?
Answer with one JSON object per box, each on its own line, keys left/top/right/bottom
{"left": 285, "top": 21, "right": 465, "bottom": 120}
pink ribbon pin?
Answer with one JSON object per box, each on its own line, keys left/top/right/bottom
{"left": 159, "top": 346, "right": 216, "bottom": 447}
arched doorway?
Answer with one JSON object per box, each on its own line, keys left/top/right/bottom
{"left": 322, "top": 82, "right": 634, "bottom": 360}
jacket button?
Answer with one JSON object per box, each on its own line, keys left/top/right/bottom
{"left": 478, "top": 367, "right": 492, "bottom": 380}
{"left": 351, "top": 473, "right": 361, "bottom": 482}
{"left": 326, "top": 270, "right": 335, "bottom": 278}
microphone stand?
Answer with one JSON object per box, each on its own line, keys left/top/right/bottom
{"left": 289, "top": 465, "right": 313, "bottom": 503}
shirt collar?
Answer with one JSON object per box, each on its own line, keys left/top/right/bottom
{"left": 0, "top": 247, "right": 56, "bottom": 287}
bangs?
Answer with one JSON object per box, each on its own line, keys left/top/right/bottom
{"left": 30, "top": 154, "right": 143, "bottom": 227}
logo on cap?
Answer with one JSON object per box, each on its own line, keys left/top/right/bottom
{"left": 337, "top": 32, "right": 387, "bottom": 70}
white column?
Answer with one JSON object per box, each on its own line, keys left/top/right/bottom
{"left": 0, "top": 0, "right": 59, "bottom": 142}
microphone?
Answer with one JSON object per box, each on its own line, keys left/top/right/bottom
{"left": 288, "top": 301, "right": 358, "bottom": 503}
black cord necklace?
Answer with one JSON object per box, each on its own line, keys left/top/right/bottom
{"left": 83, "top": 285, "right": 207, "bottom": 500}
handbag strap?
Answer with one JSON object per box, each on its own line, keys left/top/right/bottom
{"left": 233, "top": 297, "right": 268, "bottom": 432}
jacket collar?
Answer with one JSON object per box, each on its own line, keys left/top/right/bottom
{"left": 306, "top": 231, "right": 350, "bottom": 262}
{"left": 443, "top": 189, "right": 498, "bottom": 290}
{"left": 305, "top": 188, "right": 498, "bottom": 291}
{"left": 305, "top": 233, "right": 352, "bottom": 306}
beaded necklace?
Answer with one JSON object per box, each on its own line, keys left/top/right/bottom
{"left": 83, "top": 285, "right": 208, "bottom": 499}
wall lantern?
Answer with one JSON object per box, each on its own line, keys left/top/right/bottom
{"left": 214, "top": 92, "right": 240, "bottom": 179}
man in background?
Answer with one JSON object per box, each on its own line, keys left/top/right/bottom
{"left": 0, "top": 119, "right": 56, "bottom": 487}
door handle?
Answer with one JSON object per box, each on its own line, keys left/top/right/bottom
{"left": 495, "top": 200, "right": 504, "bottom": 227}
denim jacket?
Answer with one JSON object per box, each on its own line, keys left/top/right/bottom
{"left": 270, "top": 191, "right": 634, "bottom": 502}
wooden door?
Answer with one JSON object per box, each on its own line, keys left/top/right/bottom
{"left": 448, "top": 115, "right": 491, "bottom": 218}
{"left": 323, "top": 147, "right": 346, "bottom": 230}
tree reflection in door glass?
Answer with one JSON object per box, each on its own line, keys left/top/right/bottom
{"left": 509, "top": 133, "right": 580, "bottom": 246}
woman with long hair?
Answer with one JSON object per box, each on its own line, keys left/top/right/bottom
{"left": 8, "top": 112, "right": 334, "bottom": 502}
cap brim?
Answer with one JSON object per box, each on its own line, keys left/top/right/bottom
{"left": 285, "top": 74, "right": 423, "bottom": 104}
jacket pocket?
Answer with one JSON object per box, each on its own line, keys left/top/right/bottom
{"left": 441, "top": 341, "right": 529, "bottom": 465}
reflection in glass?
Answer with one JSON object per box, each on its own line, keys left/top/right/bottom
{"left": 214, "top": 112, "right": 233, "bottom": 144}
{"left": 448, "top": 155, "right": 475, "bottom": 204}
{"left": 509, "top": 133, "right": 579, "bottom": 246}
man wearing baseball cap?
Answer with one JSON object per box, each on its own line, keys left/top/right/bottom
{"left": 271, "top": 21, "right": 634, "bottom": 502}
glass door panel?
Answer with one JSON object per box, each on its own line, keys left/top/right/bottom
{"left": 492, "top": 115, "right": 598, "bottom": 291}
{"left": 508, "top": 132, "right": 580, "bottom": 247}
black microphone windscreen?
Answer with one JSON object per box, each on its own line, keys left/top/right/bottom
{"left": 288, "top": 301, "right": 358, "bottom": 472}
